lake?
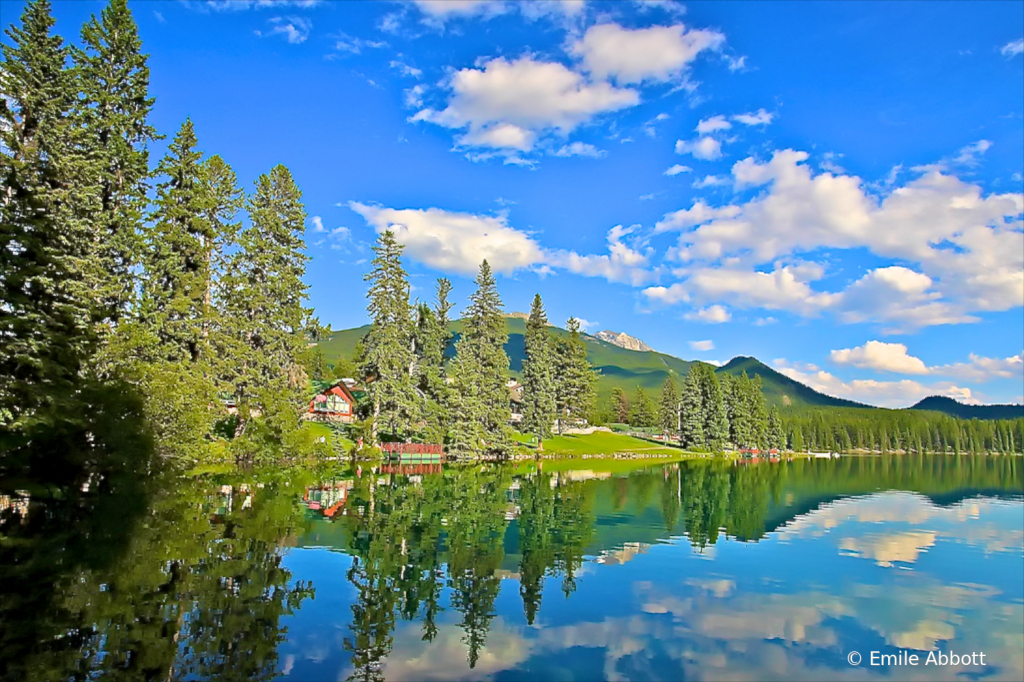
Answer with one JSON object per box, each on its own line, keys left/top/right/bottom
{"left": 2, "top": 455, "right": 1022, "bottom": 681}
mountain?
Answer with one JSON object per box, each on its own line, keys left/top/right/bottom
{"left": 910, "top": 396, "right": 1023, "bottom": 420}
{"left": 713, "top": 356, "right": 871, "bottom": 409}
{"left": 593, "top": 330, "right": 654, "bottom": 352}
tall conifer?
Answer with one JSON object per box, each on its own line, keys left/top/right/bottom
{"left": 361, "top": 230, "right": 416, "bottom": 440}
{"left": 521, "top": 294, "right": 556, "bottom": 442}
{"left": 554, "top": 317, "right": 596, "bottom": 434}
{"left": 680, "top": 367, "right": 704, "bottom": 447}
{"left": 658, "top": 376, "right": 679, "bottom": 435}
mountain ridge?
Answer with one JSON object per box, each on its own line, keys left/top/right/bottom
{"left": 592, "top": 330, "right": 654, "bottom": 352}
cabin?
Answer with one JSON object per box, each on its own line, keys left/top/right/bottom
{"left": 508, "top": 379, "right": 523, "bottom": 424}
{"left": 308, "top": 380, "right": 359, "bottom": 422}
{"left": 381, "top": 442, "right": 444, "bottom": 464}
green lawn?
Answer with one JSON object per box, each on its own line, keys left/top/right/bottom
{"left": 540, "top": 431, "right": 690, "bottom": 457}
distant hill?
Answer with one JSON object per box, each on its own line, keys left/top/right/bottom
{"left": 714, "top": 356, "right": 871, "bottom": 409}
{"left": 910, "top": 396, "right": 1023, "bottom": 420}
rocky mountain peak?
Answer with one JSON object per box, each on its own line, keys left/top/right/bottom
{"left": 593, "top": 330, "right": 653, "bottom": 352}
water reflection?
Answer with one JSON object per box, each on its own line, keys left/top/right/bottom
{"left": 3, "top": 453, "right": 1022, "bottom": 681}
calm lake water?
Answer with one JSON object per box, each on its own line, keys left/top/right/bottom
{"left": 3, "top": 455, "right": 1022, "bottom": 681}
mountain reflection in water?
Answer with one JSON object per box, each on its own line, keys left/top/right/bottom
{"left": 3, "top": 455, "right": 1022, "bottom": 681}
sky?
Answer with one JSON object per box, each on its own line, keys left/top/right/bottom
{"left": 4, "top": 0, "right": 1023, "bottom": 408}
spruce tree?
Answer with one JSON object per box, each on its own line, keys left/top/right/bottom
{"left": 73, "top": 0, "right": 158, "bottom": 329}
{"left": 1, "top": 0, "right": 95, "bottom": 422}
{"left": 360, "top": 230, "right": 416, "bottom": 440}
{"left": 679, "top": 367, "right": 704, "bottom": 447}
{"left": 554, "top": 317, "right": 596, "bottom": 434}
{"left": 449, "top": 261, "right": 512, "bottom": 456}
{"left": 768, "top": 405, "right": 786, "bottom": 450}
{"left": 139, "top": 119, "right": 213, "bottom": 364}
{"left": 610, "top": 386, "right": 629, "bottom": 424}
{"left": 658, "top": 376, "right": 679, "bottom": 435}
{"left": 221, "top": 164, "right": 311, "bottom": 429}
{"left": 415, "top": 278, "right": 453, "bottom": 443}
{"left": 521, "top": 294, "right": 556, "bottom": 442}
{"left": 697, "top": 364, "right": 729, "bottom": 451}
{"left": 629, "top": 385, "right": 657, "bottom": 428}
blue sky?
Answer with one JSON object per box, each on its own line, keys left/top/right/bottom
{"left": 6, "top": 0, "right": 1023, "bottom": 407}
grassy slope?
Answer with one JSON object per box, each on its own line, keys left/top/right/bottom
{"left": 541, "top": 431, "right": 690, "bottom": 457}
{"left": 318, "top": 321, "right": 869, "bottom": 409}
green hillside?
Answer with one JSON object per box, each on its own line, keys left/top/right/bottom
{"left": 714, "top": 356, "right": 870, "bottom": 409}
{"left": 317, "top": 321, "right": 866, "bottom": 409}
{"left": 910, "top": 396, "right": 1023, "bottom": 420}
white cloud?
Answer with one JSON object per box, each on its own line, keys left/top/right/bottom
{"left": 936, "top": 352, "right": 1024, "bottom": 382}
{"left": 1001, "top": 38, "right": 1024, "bottom": 57}
{"left": 549, "top": 224, "right": 656, "bottom": 285}
{"left": 695, "top": 115, "right": 731, "bottom": 134}
{"left": 951, "top": 139, "right": 993, "bottom": 167}
{"left": 830, "top": 341, "right": 929, "bottom": 375}
{"left": 390, "top": 60, "right": 422, "bottom": 78}
{"left": 675, "top": 136, "right": 721, "bottom": 159}
{"left": 692, "top": 174, "right": 729, "bottom": 188}
{"left": 772, "top": 359, "right": 981, "bottom": 408}
{"left": 349, "top": 202, "right": 544, "bottom": 275}
{"left": 690, "top": 339, "right": 715, "bottom": 351}
{"left": 412, "top": 56, "right": 639, "bottom": 154}
{"left": 333, "top": 33, "right": 387, "bottom": 54}
{"left": 575, "top": 317, "right": 598, "bottom": 331}
{"left": 412, "top": 0, "right": 585, "bottom": 27}
{"left": 265, "top": 16, "right": 311, "bottom": 43}
{"left": 754, "top": 316, "right": 777, "bottom": 326}
{"left": 664, "top": 164, "right": 692, "bottom": 176}
{"left": 310, "top": 216, "right": 325, "bottom": 233}
{"left": 154, "top": 11, "right": 166, "bottom": 22}
{"left": 201, "top": 0, "right": 321, "bottom": 11}
{"left": 350, "top": 204, "right": 656, "bottom": 285}
{"left": 413, "top": 0, "right": 508, "bottom": 21}
{"left": 554, "top": 141, "right": 606, "bottom": 158}
{"left": 732, "top": 108, "right": 773, "bottom": 126}
{"left": 647, "top": 148, "right": 1023, "bottom": 330}
{"left": 404, "top": 84, "right": 427, "bottom": 108}
{"left": 725, "top": 54, "right": 746, "bottom": 71}
{"left": 685, "top": 305, "right": 731, "bottom": 323}
{"left": 570, "top": 23, "right": 725, "bottom": 85}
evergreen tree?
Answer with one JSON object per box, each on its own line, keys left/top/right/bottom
{"left": 610, "top": 386, "right": 630, "bottom": 424}
{"left": 360, "top": 230, "right": 416, "bottom": 440}
{"left": 1, "top": 0, "right": 96, "bottom": 422}
{"left": 520, "top": 294, "right": 557, "bottom": 442}
{"left": 768, "top": 405, "right": 786, "bottom": 450}
{"left": 73, "top": 0, "right": 158, "bottom": 330}
{"left": 554, "top": 317, "right": 596, "bottom": 434}
{"left": 696, "top": 364, "right": 729, "bottom": 451}
{"left": 415, "top": 278, "right": 453, "bottom": 443}
{"left": 628, "top": 385, "right": 657, "bottom": 428}
{"left": 658, "top": 376, "right": 679, "bottom": 435}
{"left": 449, "top": 261, "right": 512, "bottom": 456}
{"left": 679, "top": 367, "right": 704, "bottom": 447}
{"left": 139, "top": 119, "right": 211, "bottom": 364}
{"left": 219, "top": 164, "right": 312, "bottom": 444}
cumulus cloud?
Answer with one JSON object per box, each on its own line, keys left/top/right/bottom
{"left": 773, "top": 359, "right": 980, "bottom": 408}
{"left": 350, "top": 204, "right": 657, "bottom": 285}
{"left": 664, "top": 164, "right": 692, "bottom": 176}
{"left": 951, "top": 139, "right": 993, "bottom": 167}
{"left": 695, "top": 115, "right": 731, "bottom": 134}
{"left": 570, "top": 23, "right": 725, "bottom": 85}
{"left": 554, "top": 141, "right": 606, "bottom": 158}
{"left": 732, "top": 108, "right": 774, "bottom": 126}
{"left": 685, "top": 305, "right": 731, "bottom": 323}
{"left": 644, "top": 148, "right": 1023, "bottom": 330}
{"left": 349, "top": 202, "right": 544, "bottom": 275}
{"left": 310, "top": 216, "right": 325, "bottom": 233}
{"left": 692, "top": 174, "right": 729, "bottom": 188}
{"left": 411, "top": 56, "right": 639, "bottom": 154}
{"left": 830, "top": 341, "right": 929, "bottom": 375}
{"left": 1001, "top": 38, "right": 1024, "bottom": 57}
{"left": 549, "top": 224, "right": 656, "bottom": 285}
{"left": 675, "top": 136, "right": 721, "bottom": 160}
{"left": 690, "top": 339, "right": 715, "bottom": 351}
{"left": 575, "top": 317, "right": 598, "bottom": 331}
{"left": 412, "top": 0, "right": 585, "bottom": 25}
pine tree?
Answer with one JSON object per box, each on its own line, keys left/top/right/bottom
{"left": 73, "top": 0, "right": 158, "bottom": 329}
{"left": 449, "top": 261, "right": 512, "bottom": 456}
{"left": 415, "top": 278, "right": 453, "bottom": 443}
{"left": 629, "top": 386, "right": 657, "bottom": 428}
{"left": 768, "top": 405, "right": 785, "bottom": 450}
{"left": 696, "top": 364, "right": 728, "bottom": 451}
{"left": 679, "top": 367, "right": 704, "bottom": 447}
{"left": 658, "top": 376, "right": 679, "bottom": 435}
{"left": 360, "top": 230, "right": 416, "bottom": 440}
{"left": 520, "top": 294, "right": 557, "bottom": 442}
{"left": 221, "top": 164, "right": 311, "bottom": 431}
{"left": 139, "top": 119, "right": 212, "bottom": 364}
{"left": 1, "top": 0, "right": 95, "bottom": 422}
{"left": 554, "top": 317, "right": 597, "bottom": 434}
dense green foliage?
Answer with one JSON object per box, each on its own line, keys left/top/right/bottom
{"left": 520, "top": 294, "right": 557, "bottom": 442}
{"left": 553, "top": 317, "right": 597, "bottom": 434}
{"left": 1, "top": 0, "right": 317, "bottom": 464}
